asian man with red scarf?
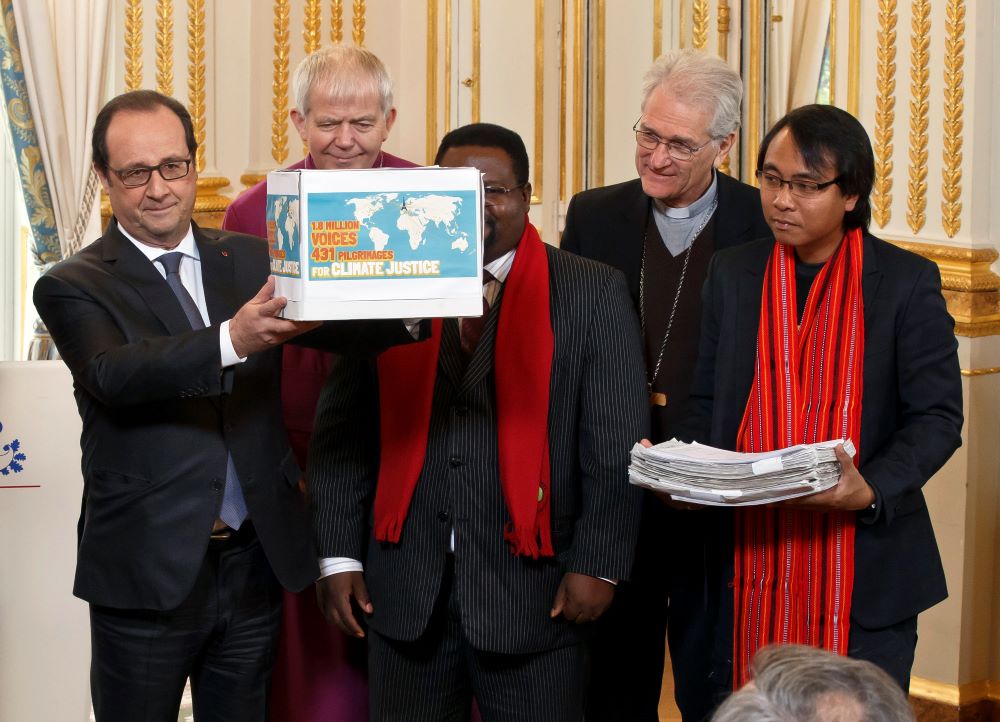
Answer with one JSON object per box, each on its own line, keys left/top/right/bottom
{"left": 308, "top": 123, "right": 648, "bottom": 721}
{"left": 683, "top": 104, "right": 962, "bottom": 696}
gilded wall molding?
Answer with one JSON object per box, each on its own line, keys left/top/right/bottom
{"left": 692, "top": 0, "right": 709, "bottom": 50}
{"left": 304, "top": 0, "right": 321, "bottom": 54}
{"left": 272, "top": 0, "right": 290, "bottom": 166}
{"left": 847, "top": 0, "right": 860, "bottom": 115}
{"left": 330, "top": 0, "right": 343, "bottom": 43}
{"left": 444, "top": 0, "right": 451, "bottom": 135}
{"left": 559, "top": 0, "right": 567, "bottom": 199}
{"left": 746, "top": 0, "right": 762, "bottom": 182}
{"left": 871, "top": 0, "right": 896, "bottom": 228}
{"left": 155, "top": 0, "right": 173, "bottom": 95}
{"left": 717, "top": 0, "right": 730, "bottom": 62}
{"left": 828, "top": 0, "right": 836, "bottom": 106}
{"left": 187, "top": 0, "right": 206, "bottom": 172}
{"left": 888, "top": 239, "right": 1000, "bottom": 335}
{"left": 941, "top": 0, "right": 965, "bottom": 239}
{"left": 653, "top": 0, "right": 662, "bottom": 60}
{"left": 594, "top": 0, "right": 605, "bottom": 187}
{"left": 352, "top": 0, "right": 365, "bottom": 46}
{"left": 425, "top": 0, "right": 437, "bottom": 165}
{"left": 532, "top": 0, "right": 544, "bottom": 204}
{"left": 906, "top": 0, "right": 930, "bottom": 234}
{"left": 124, "top": 0, "right": 143, "bottom": 91}
{"left": 571, "top": 0, "right": 582, "bottom": 195}
{"left": 471, "top": 0, "right": 480, "bottom": 122}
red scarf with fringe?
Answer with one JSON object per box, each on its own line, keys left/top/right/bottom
{"left": 732, "top": 228, "right": 865, "bottom": 687}
{"left": 373, "top": 220, "right": 555, "bottom": 558}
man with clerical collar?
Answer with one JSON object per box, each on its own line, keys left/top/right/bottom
{"left": 222, "top": 46, "right": 417, "bottom": 721}
{"left": 561, "top": 49, "right": 771, "bottom": 721}
{"left": 686, "top": 104, "right": 961, "bottom": 694}
{"left": 308, "top": 123, "right": 647, "bottom": 721}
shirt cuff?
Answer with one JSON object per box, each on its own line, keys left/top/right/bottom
{"left": 598, "top": 577, "right": 618, "bottom": 586}
{"left": 219, "top": 320, "right": 247, "bottom": 367}
{"left": 318, "top": 557, "right": 364, "bottom": 580}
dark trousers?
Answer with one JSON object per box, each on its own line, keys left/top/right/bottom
{"left": 586, "top": 502, "right": 733, "bottom": 722}
{"left": 89, "top": 525, "right": 283, "bottom": 722}
{"left": 846, "top": 615, "right": 919, "bottom": 692}
{"left": 368, "top": 558, "right": 586, "bottom": 722}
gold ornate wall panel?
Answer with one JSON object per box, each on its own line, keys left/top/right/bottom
{"left": 155, "top": 0, "right": 174, "bottom": 95}
{"left": 940, "top": 0, "right": 965, "bottom": 239}
{"left": 906, "top": 0, "right": 930, "bottom": 234}
{"left": 871, "top": 0, "right": 897, "bottom": 229}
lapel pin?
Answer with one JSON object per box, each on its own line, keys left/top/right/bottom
{"left": 221, "top": 250, "right": 229, "bottom": 257}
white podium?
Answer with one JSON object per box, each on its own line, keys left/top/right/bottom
{"left": 0, "top": 361, "right": 91, "bottom": 722}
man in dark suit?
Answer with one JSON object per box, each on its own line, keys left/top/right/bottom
{"left": 686, "top": 104, "right": 962, "bottom": 691}
{"left": 560, "top": 49, "right": 771, "bottom": 721}
{"left": 309, "top": 123, "right": 648, "bottom": 721}
{"left": 32, "top": 90, "right": 414, "bottom": 722}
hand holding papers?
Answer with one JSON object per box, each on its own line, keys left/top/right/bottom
{"left": 628, "top": 438, "right": 857, "bottom": 507}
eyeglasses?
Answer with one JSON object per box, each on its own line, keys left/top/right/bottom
{"left": 756, "top": 170, "right": 842, "bottom": 198}
{"left": 483, "top": 183, "right": 526, "bottom": 204}
{"left": 633, "top": 120, "right": 716, "bottom": 161}
{"left": 112, "top": 158, "right": 192, "bottom": 188}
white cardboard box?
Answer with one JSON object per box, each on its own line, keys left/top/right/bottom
{"left": 266, "top": 166, "right": 484, "bottom": 319}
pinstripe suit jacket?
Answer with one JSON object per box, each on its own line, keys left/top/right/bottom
{"left": 309, "top": 245, "right": 649, "bottom": 654}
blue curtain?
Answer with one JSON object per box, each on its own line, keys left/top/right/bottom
{"left": 0, "top": 0, "right": 60, "bottom": 268}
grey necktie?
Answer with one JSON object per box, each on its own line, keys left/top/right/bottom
{"left": 157, "top": 252, "right": 248, "bottom": 529}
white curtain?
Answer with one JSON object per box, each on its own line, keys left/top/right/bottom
{"left": 766, "top": 0, "right": 830, "bottom": 128}
{"left": 12, "top": 0, "right": 111, "bottom": 257}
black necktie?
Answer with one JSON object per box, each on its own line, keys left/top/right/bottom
{"left": 460, "top": 271, "right": 495, "bottom": 356}
{"left": 157, "top": 251, "right": 248, "bottom": 529}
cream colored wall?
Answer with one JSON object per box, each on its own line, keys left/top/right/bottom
{"left": 107, "top": 0, "right": 1000, "bottom": 695}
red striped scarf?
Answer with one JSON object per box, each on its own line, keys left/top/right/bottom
{"left": 373, "top": 220, "right": 555, "bottom": 558}
{"left": 732, "top": 228, "right": 865, "bottom": 687}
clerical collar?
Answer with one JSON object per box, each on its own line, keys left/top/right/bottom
{"left": 652, "top": 172, "right": 718, "bottom": 219}
{"left": 650, "top": 172, "right": 719, "bottom": 256}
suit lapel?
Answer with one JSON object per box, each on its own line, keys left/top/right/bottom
{"left": 620, "top": 185, "right": 650, "bottom": 303}
{"left": 101, "top": 223, "right": 194, "bottom": 336}
{"left": 195, "top": 226, "right": 242, "bottom": 324}
{"left": 714, "top": 172, "right": 756, "bottom": 250}
{"left": 861, "top": 232, "right": 882, "bottom": 328}
{"left": 438, "top": 318, "right": 465, "bottom": 389}
{"left": 734, "top": 242, "right": 770, "bottom": 398}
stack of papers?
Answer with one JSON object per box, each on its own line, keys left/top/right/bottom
{"left": 628, "top": 438, "right": 856, "bottom": 506}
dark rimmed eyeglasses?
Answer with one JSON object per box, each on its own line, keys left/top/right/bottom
{"left": 756, "top": 170, "right": 842, "bottom": 198}
{"left": 633, "top": 120, "right": 717, "bottom": 161}
{"left": 112, "top": 158, "right": 193, "bottom": 188}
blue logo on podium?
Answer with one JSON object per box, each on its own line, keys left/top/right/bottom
{"left": 0, "top": 422, "right": 26, "bottom": 475}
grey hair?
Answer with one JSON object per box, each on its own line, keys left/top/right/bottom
{"left": 711, "top": 645, "right": 915, "bottom": 722}
{"left": 640, "top": 48, "right": 743, "bottom": 138}
{"left": 292, "top": 46, "right": 394, "bottom": 118}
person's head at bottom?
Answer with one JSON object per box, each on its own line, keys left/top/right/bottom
{"left": 712, "top": 644, "right": 915, "bottom": 722}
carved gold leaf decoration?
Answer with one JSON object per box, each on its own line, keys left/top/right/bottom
{"left": 272, "top": 0, "right": 290, "bottom": 165}
{"left": 717, "top": 0, "right": 730, "bottom": 61}
{"left": 304, "top": 0, "right": 321, "bottom": 54}
{"left": 352, "top": 0, "right": 365, "bottom": 46}
{"left": 871, "top": 0, "right": 896, "bottom": 228}
{"left": 906, "top": 0, "right": 930, "bottom": 234}
{"left": 941, "top": 0, "right": 964, "bottom": 238}
{"left": 692, "top": 0, "right": 709, "bottom": 50}
{"left": 187, "top": 0, "right": 206, "bottom": 172}
{"left": 124, "top": 0, "right": 143, "bottom": 91}
{"left": 155, "top": 0, "right": 173, "bottom": 96}
{"left": 331, "top": 0, "right": 343, "bottom": 43}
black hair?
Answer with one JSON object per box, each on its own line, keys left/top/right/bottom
{"left": 756, "top": 104, "right": 874, "bottom": 231}
{"left": 434, "top": 123, "right": 529, "bottom": 186}
{"left": 92, "top": 90, "right": 197, "bottom": 174}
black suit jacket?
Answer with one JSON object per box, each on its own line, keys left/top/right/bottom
{"left": 685, "top": 233, "right": 963, "bottom": 628}
{"left": 33, "top": 222, "right": 412, "bottom": 611}
{"left": 310, "top": 246, "right": 649, "bottom": 654}
{"left": 559, "top": 172, "right": 771, "bottom": 307}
